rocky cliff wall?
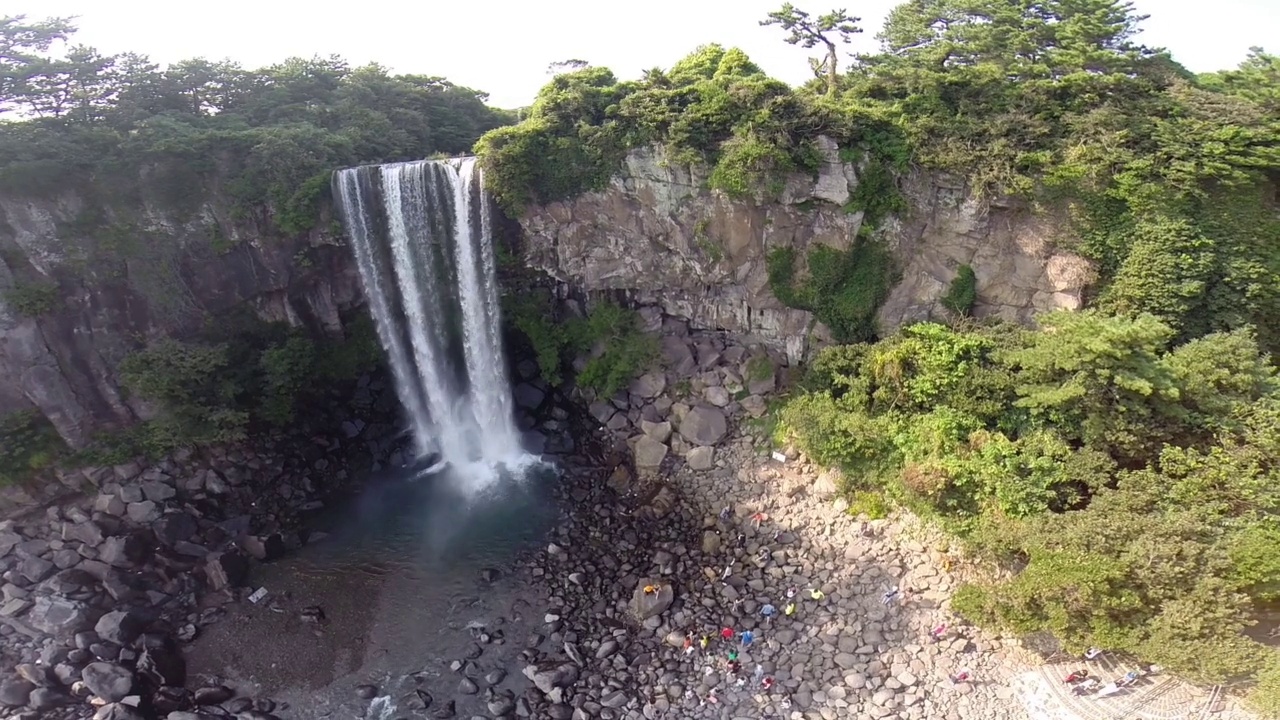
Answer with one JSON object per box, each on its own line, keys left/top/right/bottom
{"left": 518, "top": 139, "right": 1094, "bottom": 363}
{"left": 0, "top": 185, "right": 362, "bottom": 448}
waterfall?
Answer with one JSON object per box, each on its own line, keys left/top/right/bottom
{"left": 333, "top": 158, "right": 525, "bottom": 482}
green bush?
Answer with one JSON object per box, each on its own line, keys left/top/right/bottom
{"left": 940, "top": 265, "right": 977, "bottom": 316}
{"left": 766, "top": 240, "right": 896, "bottom": 343}
{"left": 571, "top": 302, "right": 658, "bottom": 397}
{"left": 258, "top": 335, "right": 317, "bottom": 425}
{"left": 0, "top": 410, "right": 65, "bottom": 486}
{"left": 3, "top": 281, "right": 61, "bottom": 317}
{"left": 503, "top": 293, "right": 657, "bottom": 396}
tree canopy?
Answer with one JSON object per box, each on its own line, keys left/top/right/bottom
{"left": 0, "top": 16, "right": 513, "bottom": 235}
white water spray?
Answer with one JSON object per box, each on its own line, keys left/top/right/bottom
{"left": 334, "top": 158, "right": 528, "bottom": 488}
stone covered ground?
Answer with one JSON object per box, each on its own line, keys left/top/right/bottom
{"left": 0, "top": 324, "right": 1261, "bottom": 720}
{"left": 513, "top": 327, "right": 1256, "bottom": 720}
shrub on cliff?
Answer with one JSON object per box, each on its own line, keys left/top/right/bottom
{"left": 475, "top": 44, "right": 909, "bottom": 216}
{"left": 0, "top": 410, "right": 65, "bottom": 486}
{"left": 503, "top": 292, "right": 656, "bottom": 396}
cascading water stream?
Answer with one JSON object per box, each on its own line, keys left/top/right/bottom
{"left": 333, "top": 158, "right": 527, "bottom": 487}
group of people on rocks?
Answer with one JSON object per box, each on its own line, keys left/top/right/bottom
{"left": 679, "top": 505, "right": 949, "bottom": 711}
{"left": 1062, "top": 650, "right": 1161, "bottom": 698}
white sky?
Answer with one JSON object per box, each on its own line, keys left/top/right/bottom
{"left": 12, "top": 0, "right": 1280, "bottom": 108}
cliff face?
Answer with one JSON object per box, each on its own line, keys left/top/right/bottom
{"left": 519, "top": 139, "right": 1094, "bottom": 362}
{"left": 0, "top": 184, "right": 362, "bottom": 448}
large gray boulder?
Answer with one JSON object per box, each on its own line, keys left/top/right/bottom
{"left": 82, "top": 662, "right": 133, "bottom": 702}
{"left": 522, "top": 661, "right": 579, "bottom": 696}
{"left": 678, "top": 406, "right": 728, "bottom": 447}
{"left": 632, "top": 437, "right": 668, "bottom": 469}
{"left": 26, "top": 595, "right": 92, "bottom": 637}
{"left": 629, "top": 372, "right": 666, "bottom": 399}
{"left": 99, "top": 535, "right": 151, "bottom": 568}
{"left": 63, "top": 519, "right": 105, "bottom": 547}
{"left": 94, "top": 610, "right": 149, "bottom": 645}
{"left": 630, "top": 580, "right": 674, "bottom": 621}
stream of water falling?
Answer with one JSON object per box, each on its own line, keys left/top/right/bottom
{"left": 334, "top": 158, "right": 528, "bottom": 490}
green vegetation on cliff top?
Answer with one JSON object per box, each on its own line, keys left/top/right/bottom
{"left": 0, "top": 15, "right": 512, "bottom": 237}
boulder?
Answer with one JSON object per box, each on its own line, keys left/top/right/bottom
{"left": 93, "top": 494, "right": 126, "bottom": 516}
{"left": 94, "top": 610, "right": 150, "bottom": 645}
{"left": 41, "top": 568, "right": 98, "bottom": 595}
{"left": 205, "top": 550, "right": 249, "bottom": 590}
{"left": 678, "top": 406, "right": 728, "bottom": 447}
{"left": 26, "top": 595, "right": 92, "bottom": 637}
{"left": 701, "top": 530, "right": 721, "bottom": 555}
{"left": 513, "top": 383, "right": 545, "bottom": 411}
{"left": 28, "top": 686, "right": 66, "bottom": 710}
{"left": 0, "top": 678, "right": 34, "bottom": 706}
{"left": 63, "top": 520, "right": 105, "bottom": 547}
{"left": 639, "top": 420, "right": 672, "bottom": 444}
{"left": 605, "top": 465, "right": 632, "bottom": 495}
{"left": 99, "top": 535, "right": 151, "bottom": 568}
{"left": 82, "top": 662, "right": 133, "bottom": 702}
{"left": 521, "top": 662, "right": 579, "bottom": 696}
{"left": 632, "top": 437, "right": 668, "bottom": 469}
{"left": 126, "top": 501, "right": 160, "bottom": 524}
{"left": 152, "top": 513, "right": 198, "bottom": 546}
{"left": 813, "top": 469, "right": 841, "bottom": 500}
{"left": 0, "top": 532, "right": 19, "bottom": 558}
{"left": 629, "top": 580, "right": 674, "bottom": 621}
{"left": 140, "top": 480, "right": 176, "bottom": 503}
{"left": 686, "top": 446, "right": 715, "bottom": 471}
{"left": 17, "top": 555, "right": 55, "bottom": 583}
{"left": 703, "top": 386, "right": 730, "bottom": 407}
{"left": 629, "top": 372, "right": 666, "bottom": 399}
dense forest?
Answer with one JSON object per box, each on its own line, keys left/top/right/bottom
{"left": 3, "top": 1, "right": 1280, "bottom": 712}
{"left": 473, "top": 0, "right": 1280, "bottom": 711}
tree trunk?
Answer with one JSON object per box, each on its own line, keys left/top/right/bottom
{"left": 825, "top": 41, "right": 839, "bottom": 96}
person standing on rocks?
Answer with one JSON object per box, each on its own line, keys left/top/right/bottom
{"left": 950, "top": 669, "right": 972, "bottom": 684}
{"left": 809, "top": 588, "right": 825, "bottom": 601}
{"left": 760, "top": 603, "right": 776, "bottom": 624}
{"left": 882, "top": 586, "right": 900, "bottom": 605}
{"left": 740, "top": 629, "right": 754, "bottom": 647}
{"left": 720, "top": 627, "right": 734, "bottom": 641}
{"left": 683, "top": 633, "right": 695, "bottom": 656}
{"left": 719, "top": 506, "right": 733, "bottom": 522}
{"left": 786, "top": 586, "right": 798, "bottom": 599}
{"left": 699, "top": 634, "right": 711, "bottom": 652}
{"left": 784, "top": 601, "right": 796, "bottom": 617}
{"left": 930, "top": 623, "right": 947, "bottom": 642}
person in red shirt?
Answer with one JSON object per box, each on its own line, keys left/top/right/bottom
{"left": 720, "top": 627, "right": 734, "bottom": 641}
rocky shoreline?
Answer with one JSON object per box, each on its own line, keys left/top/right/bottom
{"left": 0, "top": 374, "right": 419, "bottom": 720}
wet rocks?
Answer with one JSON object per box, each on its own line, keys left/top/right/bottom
{"left": 355, "top": 684, "right": 378, "bottom": 699}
